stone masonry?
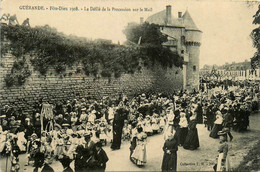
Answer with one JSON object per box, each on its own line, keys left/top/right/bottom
{"left": 0, "top": 52, "right": 183, "bottom": 114}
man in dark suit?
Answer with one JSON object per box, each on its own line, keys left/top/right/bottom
{"left": 111, "top": 102, "right": 128, "bottom": 150}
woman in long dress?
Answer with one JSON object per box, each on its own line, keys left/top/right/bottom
{"left": 183, "top": 114, "right": 200, "bottom": 150}
{"left": 178, "top": 112, "right": 188, "bottom": 146}
{"left": 161, "top": 130, "right": 178, "bottom": 171}
{"left": 210, "top": 111, "right": 223, "bottom": 139}
{"left": 131, "top": 126, "right": 147, "bottom": 167}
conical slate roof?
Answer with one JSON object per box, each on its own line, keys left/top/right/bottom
{"left": 145, "top": 7, "right": 200, "bottom": 31}
{"left": 146, "top": 10, "right": 184, "bottom": 27}
{"left": 182, "top": 10, "right": 199, "bottom": 30}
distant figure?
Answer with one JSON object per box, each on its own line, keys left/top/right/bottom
{"left": 0, "top": 13, "right": 10, "bottom": 23}
{"left": 22, "top": 18, "right": 30, "bottom": 27}
{"left": 9, "top": 14, "right": 19, "bottom": 25}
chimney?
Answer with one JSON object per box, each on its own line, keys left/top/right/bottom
{"left": 166, "top": 5, "right": 172, "bottom": 24}
{"left": 178, "top": 12, "right": 182, "bottom": 18}
{"left": 140, "top": 17, "right": 144, "bottom": 24}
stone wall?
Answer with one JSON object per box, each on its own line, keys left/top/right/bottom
{"left": 0, "top": 53, "right": 183, "bottom": 114}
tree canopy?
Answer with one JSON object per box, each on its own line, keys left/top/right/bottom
{"left": 123, "top": 22, "right": 183, "bottom": 68}
{"left": 251, "top": 4, "right": 260, "bottom": 69}
{"left": 123, "top": 22, "right": 168, "bottom": 46}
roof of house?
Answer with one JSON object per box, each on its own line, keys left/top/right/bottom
{"left": 182, "top": 10, "right": 199, "bottom": 30}
{"left": 146, "top": 9, "right": 184, "bottom": 27}
{"left": 145, "top": 8, "right": 199, "bottom": 31}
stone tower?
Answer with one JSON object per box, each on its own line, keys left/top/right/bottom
{"left": 146, "top": 5, "right": 202, "bottom": 90}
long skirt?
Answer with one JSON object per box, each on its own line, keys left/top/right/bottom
{"left": 209, "top": 124, "right": 223, "bottom": 139}
{"left": 161, "top": 152, "right": 177, "bottom": 171}
{"left": 131, "top": 145, "right": 147, "bottom": 166}
{"left": 179, "top": 128, "right": 188, "bottom": 146}
{"left": 196, "top": 113, "right": 203, "bottom": 124}
{"left": 183, "top": 128, "right": 200, "bottom": 150}
{"left": 217, "top": 153, "right": 230, "bottom": 171}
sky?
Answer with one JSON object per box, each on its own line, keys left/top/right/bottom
{"left": 1, "top": 0, "right": 259, "bottom": 68}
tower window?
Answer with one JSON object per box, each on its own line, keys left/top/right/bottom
{"left": 193, "top": 66, "right": 196, "bottom": 71}
{"left": 181, "top": 50, "right": 184, "bottom": 54}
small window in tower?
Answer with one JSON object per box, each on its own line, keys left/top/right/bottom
{"left": 193, "top": 66, "right": 196, "bottom": 71}
{"left": 181, "top": 50, "right": 184, "bottom": 54}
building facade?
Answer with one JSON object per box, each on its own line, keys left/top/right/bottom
{"left": 146, "top": 5, "right": 202, "bottom": 90}
{"left": 200, "top": 61, "right": 260, "bottom": 81}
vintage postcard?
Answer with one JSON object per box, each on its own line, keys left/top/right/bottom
{"left": 0, "top": 0, "right": 259, "bottom": 171}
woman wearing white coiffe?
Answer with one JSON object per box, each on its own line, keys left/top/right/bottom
{"left": 210, "top": 111, "right": 223, "bottom": 139}
{"left": 164, "top": 108, "right": 175, "bottom": 140}
{"left": 179, "top": 112, "right": 188, "bottom": 146}
{"left": 131, "top": 126, "right": 147, "bottom": 166}
{"left": 143, "top": 116, "right": 153, "bottom": 135}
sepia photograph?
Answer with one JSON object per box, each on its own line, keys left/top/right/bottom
{"left": 0, "top": 0, "right": 260, "bottom": 171}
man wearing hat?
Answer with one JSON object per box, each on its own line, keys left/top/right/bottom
{"left": 92, "top": 142, "right": 109, "bottom": 172}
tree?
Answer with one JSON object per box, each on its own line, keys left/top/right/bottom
{"left": 123, "top": 22, "right": 183, "bottom": 68}
{"left": 123, "top": 22, "right": 168, "bottom": 46}
{"left": 251, "top": 4, "right": 260, "bottom": 69}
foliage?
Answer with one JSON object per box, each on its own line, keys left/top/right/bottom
{"left": 1, "top": 22, "right": 183, "bottom": 87}
{"left": 251, "top": 4, "right": 260, "bottom": 69}
{"left": 4, "top": 58, "right": 31, "bottom": 87}
{"left": 123, "top": 22, "right": 168, "bottom": 46}
{"left": 123, "top": 22, "right": 183, "bottom": 68}
{"left": 235, "top": 139, "right": 260, "bottom": 171}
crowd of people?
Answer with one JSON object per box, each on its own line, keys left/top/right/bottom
{"left": 0, "top": 80, "right": 259, "bottom": 171}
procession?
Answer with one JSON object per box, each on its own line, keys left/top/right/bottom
{"left": 0, "top": 79, "right": 259, "bottom": 171}
{"left": 1, "top": 0, "right": 260, "bottom": 171}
